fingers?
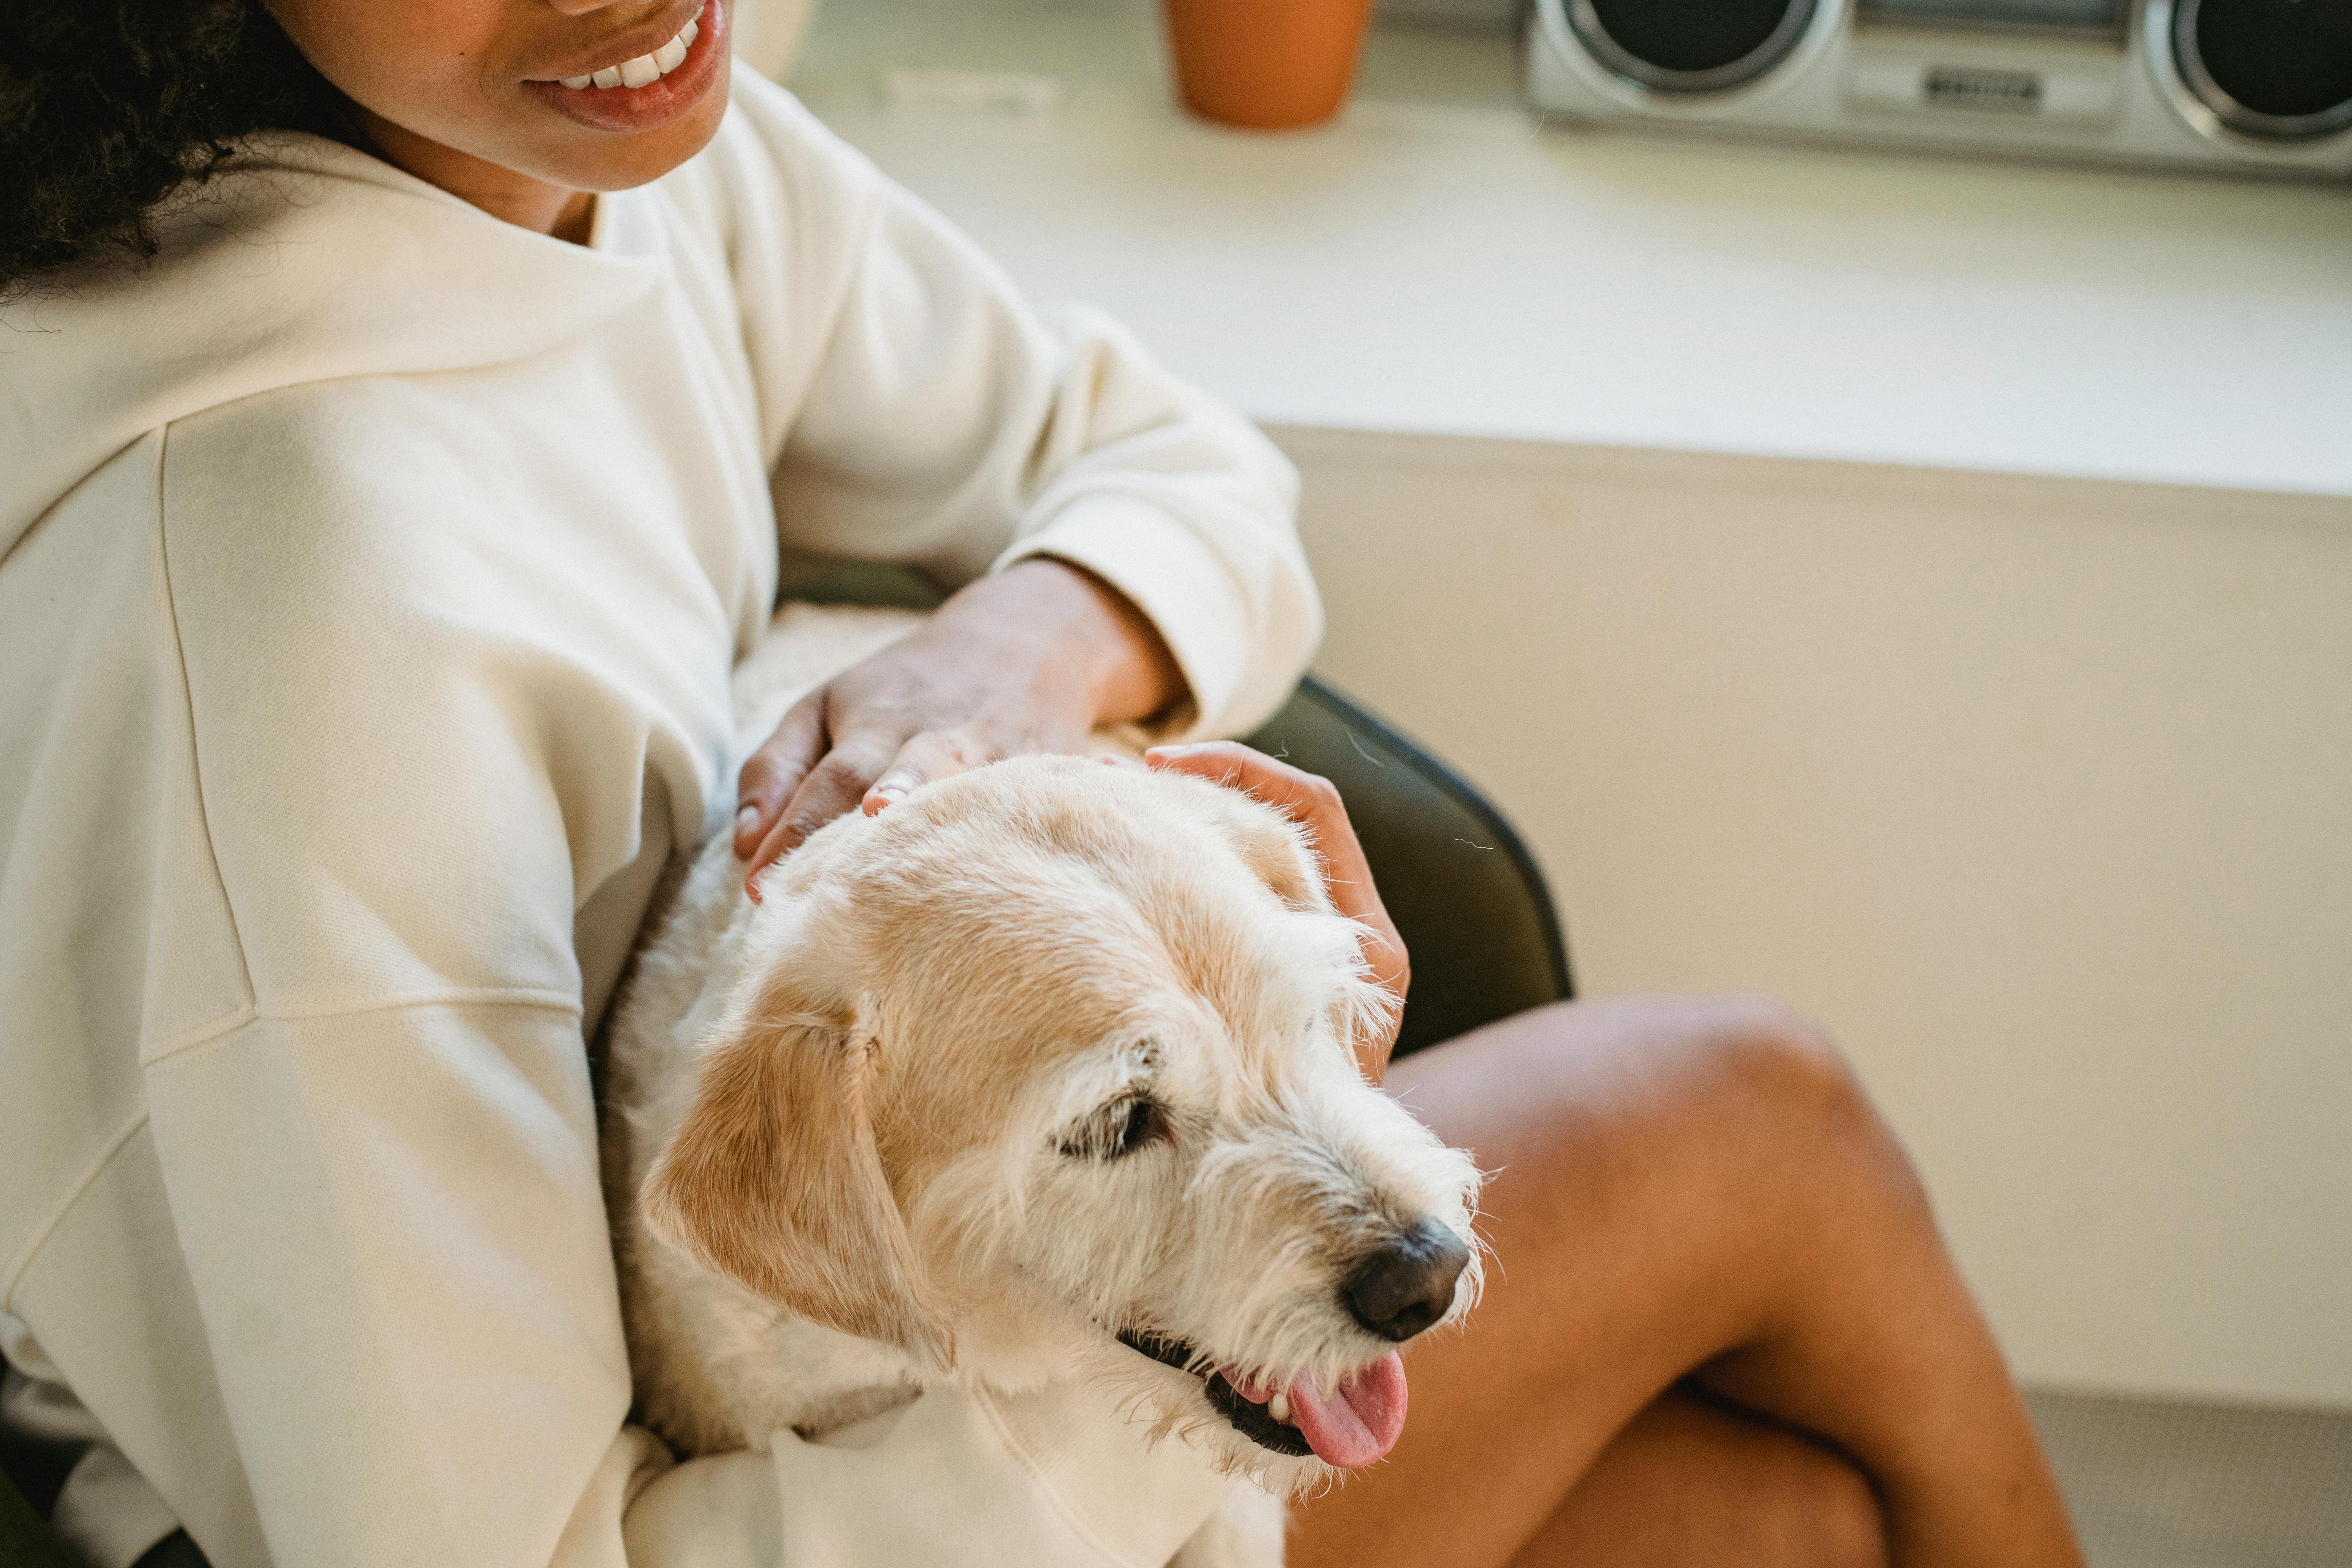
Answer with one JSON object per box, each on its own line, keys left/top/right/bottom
{"left": 740, "top": 726, "right": 1002, "bottom": 895}
{"left": 735, "top": 695, "right": 828, "bottom": 859}
{"left": 1147, "top": 742, "right": 1412, "bottom": 1078}
{"left": 1147, "top": 743, "right": 1380, "bottom": 920}
{"left": 1143, "top": 740, "right": 1303, "bottom": 804}
{"left": 743, "top": 730, "right": 900, "bottom": 893}
{"left": 861, "top": 730, "right": 980, "bottom": 817}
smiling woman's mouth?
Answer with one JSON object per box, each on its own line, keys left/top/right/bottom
{"left": 1117, "top": 1328, "right": 1411, "bottom": 1466}
{"left": 558, "top": 10, "right": 699, "bottom": 91}
{"left": 528, "top": 0, "right": 726, "bottom": 134}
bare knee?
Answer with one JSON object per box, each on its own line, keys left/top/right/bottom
{"left": 1399, "top": 993, "right": 1933, "bottom": 1249}
{"left": 1675, "top": 996, "right": 1911, "bottom": 1176}
{"left": 1498, "top": 991, "right": 1860, "bottom": 1107}
{"left": 1684, "top": 994, "right": 1857, "bottom": 1103}
{"left": 1421, "top": 995, "right": 1895, "bottom": 1161}
{"left": 1549, "top": 993, "right": 1940, "bottom": 1251}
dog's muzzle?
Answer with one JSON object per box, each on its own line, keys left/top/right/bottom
{"left": 1116, "top": 1329, "right": 1313, "bottom": 1458}
{"left": 1110, "top": 1221, "right": 1462, "bottom": 1467}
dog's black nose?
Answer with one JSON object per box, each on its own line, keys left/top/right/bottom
{"left": 1342, "top": 1218, "right": 1470, "bottom": 1342}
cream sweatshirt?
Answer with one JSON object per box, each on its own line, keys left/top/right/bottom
{"left": 0, "top": 70, "right": 1319, "bottom": 1568}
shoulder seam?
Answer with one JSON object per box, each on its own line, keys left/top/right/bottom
{"left": 150, "top": 422, "right": 263, "bottom": 1014}
{"left": 140, "top": 423, "right": 587, "bottom": 1075}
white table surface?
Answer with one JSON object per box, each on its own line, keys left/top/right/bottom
{"left": 789, "top": 0, "right": 2352, "bottom": 498}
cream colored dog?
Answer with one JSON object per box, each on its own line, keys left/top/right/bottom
{"left": 603, "top": 606, "right": 1483, "bottom": 1565}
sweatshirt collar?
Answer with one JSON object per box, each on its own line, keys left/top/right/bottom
{"left": 1, "top": 131, "right": 668, "bottom": 564}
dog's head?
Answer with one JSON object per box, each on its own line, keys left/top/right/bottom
{"left": 641, "top": 753, "right": 1483, "bottom": 1488}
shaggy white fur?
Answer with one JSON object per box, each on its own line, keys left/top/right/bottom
{"left": 602, "top": 606, "right": 1484, "bottom": 1566}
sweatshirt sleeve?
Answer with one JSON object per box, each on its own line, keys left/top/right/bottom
{"left": 709, "top": 74, "right": 1322, "bottom": 739}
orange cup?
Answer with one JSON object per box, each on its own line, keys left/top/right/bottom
{"left": 1162, "top": 0, "right": 1377, "bottom": 130}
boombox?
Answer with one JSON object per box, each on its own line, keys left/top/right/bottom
{"left": 1526, "top": 0, "right": 2352, "bottom": 181}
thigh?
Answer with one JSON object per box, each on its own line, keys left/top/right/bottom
{"left": 1286, "top": 994, "right": 1871, "bottom": 1568}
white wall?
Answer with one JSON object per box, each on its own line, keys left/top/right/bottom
{"left": 1277, "top": 426, "right": 2352, "bottom": 1409}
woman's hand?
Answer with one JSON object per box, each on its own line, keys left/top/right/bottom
{"left": 735, "top": 558, "right": 1183, "bottom": 891}
{"left": 1144, "top": 742, "right": 1410, "bottom": 1084}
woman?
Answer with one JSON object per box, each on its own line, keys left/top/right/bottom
{"left": 0, "top": 2, "right": 2081, "bottom": 1565}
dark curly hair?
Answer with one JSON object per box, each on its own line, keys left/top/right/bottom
{"left": 0, "top": 0, "right": 354, "bottom": 295}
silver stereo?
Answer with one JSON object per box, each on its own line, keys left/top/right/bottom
{"left": 1527, "top": 0, "right": 2352, "bottom": 180}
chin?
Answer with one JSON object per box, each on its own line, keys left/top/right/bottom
{"left": 524, "top": 0, "right": 737, "bottom": 191}
{"left": 572, "top": 94, "right": 733, "bottom": 193}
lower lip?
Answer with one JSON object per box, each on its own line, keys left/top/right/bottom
{"left": 528, "top": 0, "right": 726, "bottom": 134}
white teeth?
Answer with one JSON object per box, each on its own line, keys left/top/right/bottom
{"left": 559, "top": 14, "right": 699, "bottom": 90}
{"left": 1267, "top": 1390, "right": 1291, "bottom": 1425}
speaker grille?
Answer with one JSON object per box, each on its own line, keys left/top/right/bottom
{"left": 1568, "top": 0, "right": 1818, "bottom": 94}
{"left": 2175, "top": 0, "right": 2352, "bottom": 141}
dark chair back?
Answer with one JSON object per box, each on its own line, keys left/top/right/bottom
{"left": 0, "top": 1463, "right": 80, "bottom": 1567}
{"left": 1244, "top": 677, "right": 1572, "bottom": 1056}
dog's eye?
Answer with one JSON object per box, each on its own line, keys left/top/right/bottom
{"left": 1058, "top": 1096, "right": 1169, "bottom": 1161}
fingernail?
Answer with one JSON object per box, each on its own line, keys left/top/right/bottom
{"left": 735, "top": 804, "right": 760, "bottom": 841}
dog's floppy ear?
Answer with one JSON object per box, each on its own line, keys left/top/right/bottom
{"left": 639, "top": 1000, "right": 955, "bottom": 1368}
{"left": 1229, "top": 804, "right": 1336, "bottom": 916}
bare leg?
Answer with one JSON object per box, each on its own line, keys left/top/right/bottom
{"left": 1287, "top": 995, "right": 2079, "bottom": 1568}
{"left": 1510, "top": 1388, "right": 1885, "bottom": 1568}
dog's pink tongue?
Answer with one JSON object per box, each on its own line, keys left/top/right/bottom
{"left": 1288, "top": 1352, "right": 1408, "bottom": 1468}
